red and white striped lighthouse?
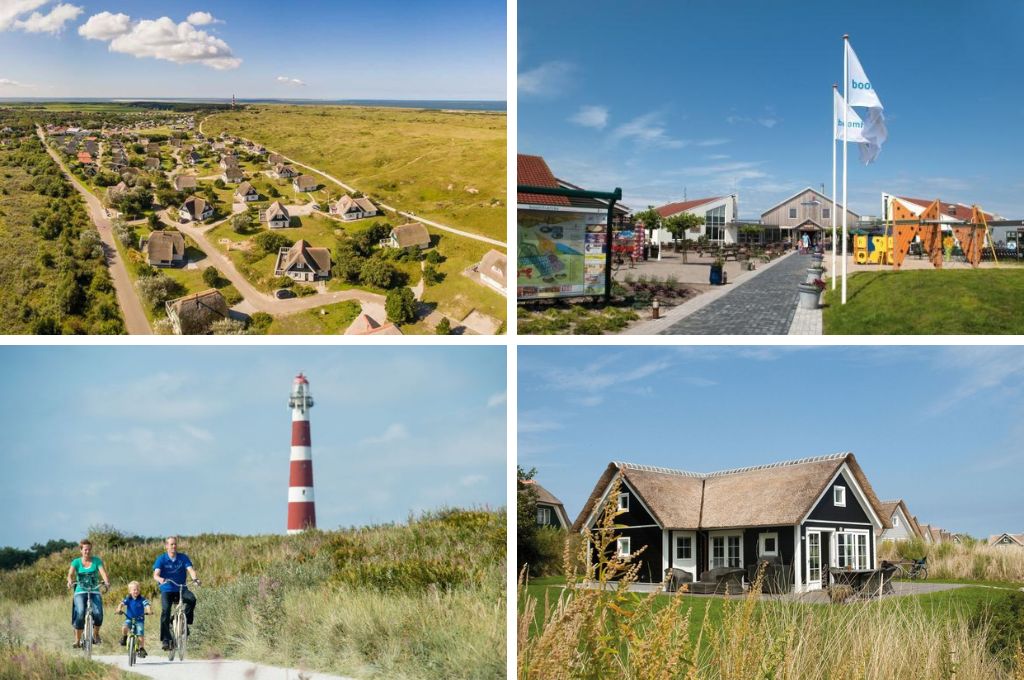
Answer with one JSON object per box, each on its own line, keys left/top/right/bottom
{"left": 287, "top": 372, "right": 316, "bottom": 534}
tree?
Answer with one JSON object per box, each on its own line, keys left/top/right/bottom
{"left": 633, "top": 206, "right": 662, "bottom": 241}
{"left": 213, "top": 178, "right": 226, "bottom": 189}
{"left": 147, "top": 212, "right": 162, "bottom": 231}
{"left": 202, "top": 266, "right": 221, "bottom": 288}
{"left": 254, "top": 231, "right": 293, "bottom": 256}
{"left": 517, "top": 466, "right": 540, "bottom": 573}
{"left": 435, "top": 317, "right": 451, "bottom": 335}
{"left": 359, "top": 257, "right": 397, "bottom": 289}
{"left": 136, "top": 273, "right": 180, "bottom": 308}
{"left": 385, "top": 287, "right": 416, "bottom": 324}
{"left": 423, "top": 263, "right": 443, "bottom": 286}
{"left": 663, "top": 212, "right": 704, "bottom": 250}
{"left": 332, "top": 243, "right": 365, "bottom": 283}
{"left": 231, "top": 212, "right": 251, "bottom": 234}
{"left": 247, "top": 311, "right": 273, "bottom": 334}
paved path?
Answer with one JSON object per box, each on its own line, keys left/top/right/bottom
{"left": 37, "top": 127, "right": 152, "bottom": 334}
{"left": 659, "top": 252, "right": 815, "bottom": 335}
{"left": 199, "top": 116, "right": 506, "bottom": 248}
{"left": 162, "top": 211, "right": 387, "bottom": 317}
{"left": 96, "top": 655, "right": 354, "bottom": 679}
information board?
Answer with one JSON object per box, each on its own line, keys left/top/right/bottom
{"left": 517, "top": 209, "right": 607, "bottom": 300}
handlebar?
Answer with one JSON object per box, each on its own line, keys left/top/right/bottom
{"left": 69, "top": 581, "right": 108, "bottom": 593}
{"left": 161, "top": 578, "right": 200, "bottom": 588}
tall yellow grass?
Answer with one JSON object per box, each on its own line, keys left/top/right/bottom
{"left": 879, "top": 538, "right": 1024, "bottom": 582}
{"left": 519, "top": 481, "right": 1024, "bottom": 680}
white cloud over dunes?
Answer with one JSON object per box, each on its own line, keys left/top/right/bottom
{"left": 1, "top": 0, "right": 80, "bottom": 34}
{"left": 78, "top": 10, "right": 241, "bottom": 70}
{"left": 276, "top": 75, "right": 306, "bottom": 87}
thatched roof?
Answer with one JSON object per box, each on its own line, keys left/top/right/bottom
{"left": 390, "top": 222, "right": 430, "bottom": 248}
{"left": 878, "top": 499, "right": 923, "bottom": 539}
{"left": 276, "top": 240, "right": 330, "bottom": 275}
{"left": 479, "top": 249, "right": 507, "bottom": 288}
{"left": 988, "top": 533, "right": 1024, "bottom": 547}
{"left": 166, "top": 289, "right": 228, "bottom": 334}
{"left": 344, "top": 313, "right": 402, "bottom": 336}
{"left": 145, "top": 230, "right": 185, "bottom": 264}
{"left": 572, "top": 452, "right": 889, "bottom": 532}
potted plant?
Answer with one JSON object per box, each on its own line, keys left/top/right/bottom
{"left": 797, "top": 278, "right": 826, "bottom": 309}
{"left": 709, "top": 256, "right": 725, "bottom": 285}
{"left": 806, "top": 263, "right": 826, "bottom": 283}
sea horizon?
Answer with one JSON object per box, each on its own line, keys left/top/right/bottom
{"left": 0, "top": 97, "right": 506, "bottom": 112}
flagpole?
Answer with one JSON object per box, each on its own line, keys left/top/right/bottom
{"left": 842, "top": 35, "right": 849, "bottom": 304}
{"left": 832, "top": 83, "right": 838, "bottom": 290}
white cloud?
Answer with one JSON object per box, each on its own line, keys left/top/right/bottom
{"left": 275, "top": 75, "right": 306, "bottom": 87}
{"left": 459, "top": 474, "right": 486, "bottom": 487}
{"left": 580, "top": 395, "right": 604, "bottom": 407}
{"left": 0, "top": 0, "right": 49, "bottom": 31}
{"left": 569, "top": 105, "right": 608, "bottom": 130}
{"left": 78, "top": 12, "right": 241, "bottom": 70}
{"left": 518, "top": 61, "right": 573, "bottom": 96}
{"left": 486, "top": 391, "right": 506, "bottom": 408}
{"left": 181, "top": 424, "right": 214, "bottom": 442}
{"left": 610, "top": 112, "right": 685, "bottom": 149}
{"left": 726, "top": 109, "right": 781, "bottom": 128}
{"left": 360, "top": 423, "right": 409, "bottom": 445}
{"left": 0, "top": 77, "right": 29, "bottom": 87}
{"left": 696, "top": 138, "right": 730, "bottom": 147}
{"left": 705, "top": 153, "right": 730, "bottom": 160}
{"left": 186, "top": 11, "right": 221, "bottom": 26}
{"left": 77, "top": 10, "right": 129, "bottom": 39}
{"left": 13, "top": 2, "right": 80, "bottom": 34}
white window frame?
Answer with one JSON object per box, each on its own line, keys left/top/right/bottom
{"left": 833, "top": 486, "right": 846, "bottom": 507}
{"left": 893, "top": 514, "right": 900, "bottom": 528}
{"left": 709, "top": 531, "right": 744, "bottom": 569}
{"left": 618, "top": 493, "right": 629, "bottom": 511}
{"left": 835, "top": 529, "right": 870, "bottom": 570}
{"left": 789, "top": 207, "right": 798, "bottom": 219}
{"left": 758, "top": 531, "right": 779, "bottom": 557}
{"left": 536, "top": 506, "right": 551, "bottom": 525}
{"left": 675, "top": 535, "right": 692, "bottom": 560}
{"left": 617, "top": 537, "right": 631, "bottom": 557}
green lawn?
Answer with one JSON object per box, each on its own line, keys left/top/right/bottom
{"left": 201, "top": 105, "right": 506, "bottom": 242}
{"left": 267, "top": 300, "right": 362, "bottom": 334}
{"left": 824, "top": 268, "right": 1024, "bottom": 334}
{"left": 420, "top": 232, "right": 506, "bottom": 324}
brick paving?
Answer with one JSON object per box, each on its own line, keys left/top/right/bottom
{"left": 660, "top": 252, "right": 817, "bottom": 335}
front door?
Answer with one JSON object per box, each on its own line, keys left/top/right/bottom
{"left": 806, "top": 531, "right": 822, "bottom": 590}
{"left": 672, "top": 531, "right": 697, "bottom": 580}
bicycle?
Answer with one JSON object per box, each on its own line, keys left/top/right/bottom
{"left": 164, "top": 579, "right": 199, "bottom": 661}
{"left": 70, "top": 580, "right": 107, "bottom": 661}
{"left": 892, "top": 557, "right": 928, "bottom": 581}
{"left": 123, "top": 616, "right": 141, "bottom": 666}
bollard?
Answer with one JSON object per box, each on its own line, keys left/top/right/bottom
{"left": 651, "top": 299, "right": 660, "bottom": 320}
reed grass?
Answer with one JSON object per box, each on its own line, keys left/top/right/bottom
{"left": 880, "top": 538, "right": 1024, "bottom": 583}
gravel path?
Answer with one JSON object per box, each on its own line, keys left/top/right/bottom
{"left": 95, "top": 655, "right": 356, "bottom": 679}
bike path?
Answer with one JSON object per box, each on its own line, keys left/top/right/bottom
{"left": 659, "top": 251, "right": 815, "bottom": 335}
{"left": 96, "top": 654, "right": 356, "bottom": 679}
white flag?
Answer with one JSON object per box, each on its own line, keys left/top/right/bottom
{"left": 834, "top": 90, "right": 869, "bottom": 143}
{"left": 846, "top": 40, "right": 883, "bottom": 109}
{"left": 858, "top": 107, "right": 887, "bottom": 164}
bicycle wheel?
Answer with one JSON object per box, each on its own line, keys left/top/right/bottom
{"left": 167, "top": 620, "right": 177, "bottom": 662}
{"left": 177, "top": 612, "right": 187, "bottom": 661}
{"left": 83, "top": 614, "right": 93, "bottom": 660}
{"left": 128, "top": 635, "right": 136, "bottom": 666}
{"left": 919, "top": 566, "right": 928, "bottom": 581}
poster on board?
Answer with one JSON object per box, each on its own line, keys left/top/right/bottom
{"left": 518, "top": 209, "right": 607, "bottom": 300}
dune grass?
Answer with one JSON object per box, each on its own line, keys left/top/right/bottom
{"left": 823, "top": 268, "right": 1024, "bottom": 334}
{"left": 0, "top": 509, "right": 505, "bottom": 680}
{"left": 201, "top": 105, "right": 506, "bottom": 242}
{"left": 880, "top": 537, "right": 1024, "bottom": 584}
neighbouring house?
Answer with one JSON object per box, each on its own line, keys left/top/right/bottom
{"left": 145, "top": 157, "right": 161, "bottom": 171}
{"left": 185, "top": 150, "right": 201, "bottom": 165}
{"left": 165, "top": 289, "right": 229, "bottom": 335}
{"left": 264, "top": 201, "right": 291, "bottom": 229}
{"left": 332, "top": 194, "right": 378, "bottom": 221}
{"left": 760, "top": 187, "right": 860, "bottom": 247}
{"left": 222, "top": 166, "right": 244, "bottom": 184}
{"left": 219, "top": 154, "right": 238, "bottom": 169}
{"left": 120, "top": 167, "right": 142, "bottom": 181}
{"left": 477, "top": 249, "right": 507, "bottom": 295}
{"left": 76, "top": 151, "right": 94, "bottom": 165}
{"left": 652, "top": 194, "right": 740, "bottom": 246}
{"left": 273, "top": 163, "right": 297, "bottom": 179}
{"left": 173, "top": 174, "right": 197, "bottom": 192}
{"left": 572, "top": 452, "right": 889, "bottom": 591}
{"left": 988, "top": 533, "right": 1024, "bottom": 548}
{"left": 382, "top": 222, "right": 431, "bottom": 250}
{"left": 522, "top": 479, "right": 570, "bottom": 529}
{"left": 146, "top": 142, "right": 160, "bottom": 155}
{"left": 344, "top": 312, "right": 403, "bottom": 336}
{"left": 876, "top": 500, "right": 923, "bottom": 543}
{"left": 235, "top": 181, "right": 259, "bottom": 202}
{"left": 292, "top": 175, "right": 317, "bottom": 192}
{"left": 273, "top": 239, "right": 331, "bottom": 282}
{"left": 268, "top": 153, "right": 285, "bottom": 165}
{"left": 104, "top": 181, "right": 129, "bottom": 206}
{"left": 178, "top": 195, "right": 214, "bottom": 223}
{"left": 144, "top": 230, "right": 186, "bottom": 267}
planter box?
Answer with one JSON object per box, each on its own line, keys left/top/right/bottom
{"left": 797, "top": 283, "right": 822, "bottom": 309}
{"left": 806, "top": 267, "right": 826, "bottom": 283}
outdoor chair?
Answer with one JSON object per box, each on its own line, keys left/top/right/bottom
{"left": 746, "top": 555, "right": 793, "bottom": 594}
{"left": 663, "top": 567, "right": 693, "bottom": 593}
{"left": 689, "top": 567, "right": 745, "bottom": 595}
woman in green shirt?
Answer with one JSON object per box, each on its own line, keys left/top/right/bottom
{"left": 65, "top": 539, "right": 110, "bottom": 648}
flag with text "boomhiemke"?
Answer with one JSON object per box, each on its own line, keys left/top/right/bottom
{"left": 845, "top": 40, "right": 887, "bottom": 164}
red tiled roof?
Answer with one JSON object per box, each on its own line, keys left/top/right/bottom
{"left": 897, "top": 196, "right": 997, "bottom": 222}
{"left": 517, "top": 154, "right": 570, "bottom": 207}
{"left": 655, "top": 197, "right": 723, "bottom": 218}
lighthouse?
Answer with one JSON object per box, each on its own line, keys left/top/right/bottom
{"left": 287, "top": 373, "right": 316, "bottom": 534}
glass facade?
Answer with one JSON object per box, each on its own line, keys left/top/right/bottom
{"left": 705, "top": 205, "right": 726, "bottom": 242}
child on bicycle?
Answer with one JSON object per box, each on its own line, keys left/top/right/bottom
{"left": 115, "top": 581, "right": 153, "bottom": 658}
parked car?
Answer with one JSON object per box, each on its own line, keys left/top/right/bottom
{"left": 275, "top": 288, "right": 295, "bottom": 299}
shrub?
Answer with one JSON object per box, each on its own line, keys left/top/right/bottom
{"left": 202, "top": 266, "right": 221, "bottom": 287}
{"left": 359, "top": 257, "right": 398, "bottom": 289}
{"left": 976, "top": 592, "right": 1024, "bottom": 664}
{"left": 254, "top": 231, "right": 292, "bottom": 256}
{"left": 247, "top": 312, "right": 273, "bottom": 333}
{"left": 435, "top": 317, "right": 451, "bottom": 335}
{"left": 385, "top": 287, "right": 416, "bottom": 324}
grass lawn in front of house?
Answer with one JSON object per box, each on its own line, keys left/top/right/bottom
{"left": 419, "top": 232, "right": 505, "bottom": 326}
{"left": 267, "top": 300, "right": 361, "bottom": 334}
{"left": 823, "top": 268, "right": 1024, "bottom": 334}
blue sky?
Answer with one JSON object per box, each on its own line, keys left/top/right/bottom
{"left": 0, "top": 0, "right": 505, "bottom": 100}
{"left": 519, "top": 0, "right": 1024, "bottom": 218}
{"left": 519, "top": 346, "right": 1024, "bottom": 539}
{"left": 0, "top": 346, "right": 506, "bottom": 548}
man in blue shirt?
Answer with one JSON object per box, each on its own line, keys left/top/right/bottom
{"left": 152, "top": 536, "right": 200, "bottom": 651}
